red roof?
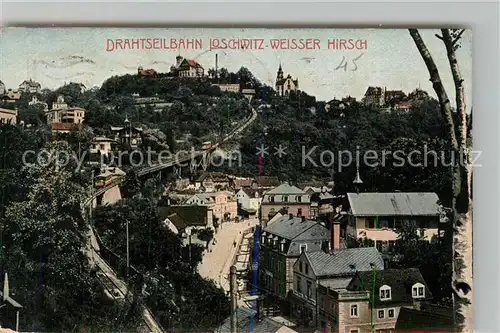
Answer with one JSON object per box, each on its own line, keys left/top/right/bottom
{"left": 396, "top": 101, "right": 413, "bottom": 108}
{"left": 139, "top": 69, "right": 156, "bottom": 76}
{"left": 186, "top": 60, "right": 199, "bottom": 66}
{"left": 51, "top": 123, "right": 83, "bottom": 131}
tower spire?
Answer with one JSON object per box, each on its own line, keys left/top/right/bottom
{"left": 353, "top": 164, "right": 363, "bottom": 194}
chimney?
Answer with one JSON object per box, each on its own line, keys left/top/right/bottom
{"left": 330, "top": 221, "right": 341, "bottom": 251}
{"left": 289, "top": 213, "right": 293, "bottom": 220}
{"left": 215, "top": 54, "right": 218, "bottom": 80}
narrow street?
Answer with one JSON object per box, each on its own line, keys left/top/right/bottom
{"left": 197, "top": 218, "right": 257, "bottom": 292}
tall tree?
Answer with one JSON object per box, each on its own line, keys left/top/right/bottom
{"left": 409, "top": 29, "right": 472, "bottom": 331}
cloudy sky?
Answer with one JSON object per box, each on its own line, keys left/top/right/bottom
{"left": 0, "top": 27, "right": 472, "bottom": 105}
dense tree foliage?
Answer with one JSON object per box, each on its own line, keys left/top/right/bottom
{"left": 217, "top": 94, "right": 464, "bottom": 207}
{"left": 93, "top": 198, "right": 230, "bottom": 330}
{"left": 0, "top": 140, "right": 139, "bottom": 331}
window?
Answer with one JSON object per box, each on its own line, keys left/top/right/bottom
{"left": 378, "top": 309, "right": 385, "bottom": 319}
{"left": 350, "top": 330, "right": 360, "bottom": 333}
{"left": 297, "top": 196, "right": 302, "bottom": 202}
{"left": 368, "top": 217, "right": 375, "bottom": 229}
{"left": 379, "top": 285, "right": 391, "bottom": 300}
{"left": 306, "top": 281, "right": 312, "bottom": 298}
{"left": 388, "top": 309, "right": 395, "bottom": 318}
{"left": 300, "top": 244, "right": 307, "bottom": 253}
{"left": 270, "top": 196, "right": 275, "bottom": 203}
{"left": 412, "top": 283, "right": 425, "bottom": 298}
{"left": 297, "top": 208, "right": 302, "bottom": 216}
{"left": 299, "top": 261, "right": 303, "bottom": 272}
{"left": 283, "top": 196, "right": 288, "bottom": 202}
{"left": 305, "top": 263, "right": 309, "bottom": 275}
{"left": 350, "top": 304, "right": 359, "bottom": 318}
{"left": 280, "top": 242, "right": 285, "bottom": 252}
{"left": 296, "top": 277, "right": 302, "bottom": 294}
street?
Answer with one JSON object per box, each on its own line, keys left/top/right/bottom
{"left": 197, "top": 218, "right": 258, "bottom": 292}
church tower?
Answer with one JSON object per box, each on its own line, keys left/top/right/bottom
{"left": 276, "top": 64, "right": 284, "bottom": 82}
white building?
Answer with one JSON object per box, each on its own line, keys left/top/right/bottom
{"left": 90, "top": 137, "right": 117, "bottom": 156}
{"left": 236, "top": 188, "right": 261, "bottom": 213}
{"left": 28, "top": 96, "right": 49, "bottom": 111}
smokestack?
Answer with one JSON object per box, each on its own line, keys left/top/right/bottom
{"left": 229, "top": 265, "right": 238, "bottom": 333}
{"left": 215, "top": 54, "right": 219, "bottom": 81}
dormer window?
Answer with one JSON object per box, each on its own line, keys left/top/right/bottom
{"left": 296, "top": 196, "right": 302, "bottom": 202}
{"left": 270, "top": 196, "right": 275, "bottom": 203}
{"left": 283, "top": 196, "right": 288, "bottom": 202}
{"left": 412, "top": 283, "right": 425, "bottom": 298}
{"left": 379, "top": 285, "right": 391, "bottom": 301}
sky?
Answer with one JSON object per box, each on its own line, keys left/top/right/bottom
{"left": 0, "top": 28, "right": 472, "bottom": 106}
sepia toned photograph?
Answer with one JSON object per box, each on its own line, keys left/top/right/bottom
{"left": 0, "top": 27, "right": 472, "bottom": 333}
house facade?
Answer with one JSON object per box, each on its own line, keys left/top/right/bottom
{"left": 275, "top": 65, "right": 299, "bottom": 97}
{"left": 46, "top": 95, "right": 87, "bottom": 133}
{"left": 236, "top": 188, "right": 261, "bottom": 213}
{"left": 18, "top": 79, "right": 41, "bottom": 93}
{"left": 91, "top": 137, "right": 117, "bottom": 156}
{"left": 346, "top": 192, "right": 442, "bottom": 257}
{"left": 261, "top": 183, "right": 311, "bottom": 225}
{"left": 317, "top": 268, "right": 433, "bottom": 333}
{"left": 172, "top": 56, "right": 204, "bottom": 78}
{"left": 185, "top": 191, "right": 237, "bottom": 221}
{"left": 252, "top": 176, "right": 280, "bottom": 190}
{"left": 0, "top": 108, "right": 17, "bottom": 125}
{"left": 2, "top": 89, "right": 21, "bottom": 103}
{"left": 291, "top": 247, "right": 384, "bottom": 327}
{"left": 362, "top": 87, "right": 385, "bottom": 106}
{"left": 28, "top": 96, "right": 49, "bottom": 111}
{"left": 214, "top": 84, "right": 240, "bottom": 93}
{"left": 111, "top": 122, "right": 143, "bottom": 148}
{"left": 258, "top": 214, "right": 330, "bottom": 302}
{"left": 159, "top": 204, "right": 214, "bottom": 238}
{"left": 195, "top": 172, "right": 231, "bottom": 192}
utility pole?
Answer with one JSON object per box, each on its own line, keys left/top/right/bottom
{"left": 188, "top": 232, "right": 192, "bottom": 271}
{"left": 126, "top": 219, "right": 130, "bottom": 277}
{"left": 229, "top": 265, "right": 238, "bottom": 333}
{"left": 370, "top": 263, "right": 376, "bottom": 328}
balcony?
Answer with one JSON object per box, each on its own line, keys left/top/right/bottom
{"left": 293, "top": 290, "right": 316, "bottom": 305}
{"left": 337, "top": 290, "right": 370, "bottom": 300}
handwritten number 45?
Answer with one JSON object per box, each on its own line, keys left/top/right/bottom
{"left": 335, "top": 53, "right": 364, "bottom": 71}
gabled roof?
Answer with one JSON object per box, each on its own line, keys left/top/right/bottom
{"left": 395, "top": 306, "right": 454, "bottom": 330}
{"left": 158, "top": 205, "right": 208, "bottom": 227}
{"left": 348, "top": 268, "right": 433, "bottom": 305}
{"left": 93, "top": 137, "right": 117, "bottom": 143}
{"left": 347, "top": 192, "right": 440, "bottom": 216}
{"left": 233, "top": 178, "right": 254, "bottom": 188}
{"left": 180, "top": 59, "right": 203, "bottom": 69}
{"left": 265, "top": 183, "right": 305, "bottom": 195}
{"left": 197, "top": 172, "right": 230, "bottom": 183}
{"left": 364, "top": 86, "right": 383, "bottom": 96}
{"left": 110, "top": 125, "right": 143, "bottom": 132}
{"left": 255, "top": 176, "right": 279, "bottom": 188}
{"left": 20, "top": 79, "right": 41, "bottom": 87}
{"left": 305, "top": 247, "right": 384, "bottom": 278}
{"left": 166, "top": 213, "right": 187, "bottom": 230}
{"left": 264, "top": 215, "right": 325, "bottom": 241}
{"left": 51, "top": 123, "right": 82, "bottom": 131}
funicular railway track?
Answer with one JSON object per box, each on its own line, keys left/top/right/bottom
{"left": 82, "top": 106, "right": 257, "bottom": 332}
